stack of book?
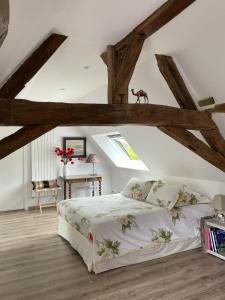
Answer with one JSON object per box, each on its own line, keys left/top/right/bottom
{"left": 205, "top": 227, "right": 225, "bottom": 253}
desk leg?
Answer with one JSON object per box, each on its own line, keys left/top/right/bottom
{"left": 55, "top": 190, "right": 59, "bottom": 212}
{"left": 38, "top": 192, "right": 42, "bottom": 214}
{"left": 69, "top": 184, "right": 72, "bottom": 199}
{"left": 99, "top": 180, "right": 102, "bottom": 196}
{"left": 92, "top": 180, "right": 94, "bottom": 197}
{"left": 64, "top": 182, "right": 66, "bottom": 200}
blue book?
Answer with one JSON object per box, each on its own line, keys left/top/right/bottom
{"left": 213, "top": 228, "right": 219, "bottom": 250}
{"left": 214, "top": 228, "right": 225, "bottom": 252}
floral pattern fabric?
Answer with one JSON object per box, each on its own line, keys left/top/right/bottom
{"left": 121, "top": 178, "right": 155, "bottom": 201}
{"left": 146, "top": 181, "right": 211, "bottom": 211}
{"left": 146, "top": 181, "right": 184, "bottom": 210}
{"left": 58, "top": 193, "right": 213, "bottom": 265}
{"left": 175, "top": 185, "right": 211, "bottom": 207}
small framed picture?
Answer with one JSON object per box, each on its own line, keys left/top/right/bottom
{"left": 63, "top": 137, "right": 86, "bottom": 158}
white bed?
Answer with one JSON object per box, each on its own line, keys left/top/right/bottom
{"left": 57, "top": 193, "right": 213, "bottom": 273}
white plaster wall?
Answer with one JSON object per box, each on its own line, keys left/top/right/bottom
{"left": 27, "top": 126, "right": 112, "bottom": 209}
{"left": 55, "top": 127, "right": 112, "bottom": 197}
{"left": 0, "top": 126, "right": 112, "bottom": 211}
{"left": 111, "top": 168, "right": 225, "bottom": 200}
{"left": 0, "top": 128, "right": 24, "bottom": 211}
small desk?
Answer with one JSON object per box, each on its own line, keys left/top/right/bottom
{"left": 60, "top": 175, "right": 102, "bottom": 200}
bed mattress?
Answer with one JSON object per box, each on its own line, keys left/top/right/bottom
{"left": 57, "top": 193, "right": 213, "bottom": 273}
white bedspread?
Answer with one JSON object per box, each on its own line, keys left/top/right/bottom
{"left": 58, "top": 193, "right": 213, "bottom": 266}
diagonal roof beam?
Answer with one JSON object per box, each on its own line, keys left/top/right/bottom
{"left": 156, "top": 54, "right": 225, "bottom": 159}
{"left": 102, "top": 0, "right": 196, "bottom": 104}
{"left": 0, "top": 33, "right": 67, "bottom": 97}
{"left": 101, "top": 0, "right": 196, "bottom": 62}
{"left": 0, "top": 34, "right": 67, "bottom": 157}
{"left": 159, "top": 126, "right": 225, "bottom": 173}
{"left": 0, "top": 125, "right": 55, "bottom": 160}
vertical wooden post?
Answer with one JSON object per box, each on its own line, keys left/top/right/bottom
{"left": 105, "top": 36, "right": 145, "bottom": 104}
{"left": 106, "top": 45, "right": 117, "bottom": 104}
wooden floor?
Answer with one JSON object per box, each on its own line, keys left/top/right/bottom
{"left": 0, "top": 210, "right": 225, "bottom": 300}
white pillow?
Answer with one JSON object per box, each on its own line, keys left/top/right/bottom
{"left": 121, "top": 178, "right": 155, "bottom": 202}
{"left": 146, "top": 181, "right": 184, "bottom": 210}
{"left": 175, "top": 185, "right": 211, "bottom": 207}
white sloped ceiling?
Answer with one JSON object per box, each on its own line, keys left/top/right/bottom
{"left": 1, "top": 0, "right": 225, "bottom": 181}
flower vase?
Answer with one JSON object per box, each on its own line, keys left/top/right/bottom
{"left": 63, "top": 164, "right": 68, "bottom": 178}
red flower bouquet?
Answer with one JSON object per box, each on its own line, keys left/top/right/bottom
{"left": 55, "top": 147, "right": 75, "bottom": 165}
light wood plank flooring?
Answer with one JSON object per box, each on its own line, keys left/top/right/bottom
{"left": 0, "top": 209, "right": 225, "bottom": 300}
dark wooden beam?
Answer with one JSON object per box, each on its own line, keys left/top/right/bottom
{"left": 0, "top": 33, "right": 67, "bottom": 159}
{"left": 105, "top": 35, "right": 145, "bottom": 104}
{"left": 102, "top": 0, "right": 196, "bottom": 104}
{"left": 0, "top": 98, "right": 215, "bottom": 130}
{"left": 116, "top": 35, "right": 145, "bottom": 95}
{"left": 0, "top": 33, "right": 67, "bottom": 98}
{"left": 0, "top": 0, "right": 9, "bottom": 47}
{"left": 198, "top": 97, "right": 215, "bottom": 107}
{"left": 156, "top": 54, "right": 225, "bottom": 158}
{"left": 155, "top": 54, "right": 197, "bottom": 110}
{"left": 0, "top": 125, "right": 55, "bottom": 160}
{"left": 159, "top": 126, "right": 225, "bottom": 173}
{"left": 207, "top": 104, "right": 225, "bottom": 113}
{"left": 106, "top": 45, "right": 117, "bottom": 104}
{"left": 102, "top": 0, "right": 196, "bottom": 60}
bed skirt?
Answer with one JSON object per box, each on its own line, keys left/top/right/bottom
{"left": 58, "top": 216, "right": 201, "bottom": 274}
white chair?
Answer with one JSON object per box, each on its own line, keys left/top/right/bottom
{"left": 32, "top": 180, "right": 62, "bottom": 213}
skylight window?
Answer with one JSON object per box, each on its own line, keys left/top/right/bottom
{"left": 107, "top": 134, "right": 139, "bottom": 161}
{"left": 92, "top": 131, "right": 148, "bottom": 171}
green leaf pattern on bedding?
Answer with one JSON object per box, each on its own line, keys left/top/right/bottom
{"left": 97, "top": 239, "right": 120, "bottom": 258}
{"left": 75, "top": 222, "right": 81, "bottom": 232}
{"left": 151, "top": 229, "right": 173, "bottom": 243}
{"left": 169, "top": 207, "right": 184, "bottom": 225}
{"left": 152, "top": 180, "right": 165, "bottom": 193}
{"left": 154, "top": 198, "right": 184, "bottom": 225}
{"left": 156, "top": 198, "right": 172, "bottom": 210}
{"left": 175, "top": 190, "right": 199, "bottom": 207}
{"left": 119, "top": 214, "right": 137, "bottom": 234}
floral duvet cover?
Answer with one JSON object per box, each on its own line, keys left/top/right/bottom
{"left": 58, "top": 193, "right": 213, "bottom": 262}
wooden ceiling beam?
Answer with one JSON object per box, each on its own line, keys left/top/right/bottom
{"left": 116, "top": 35, "right": 145, "bottom": 95}
{"left": 106, "top": 45, "right": 117, "bottom": 104}
{"left": 207, "top": 104, "right": 225, "bottom": 113}
{"left": 102, "top": 0, "right": 196, "bottom": 57}
{"left": 0, "top": 98, "right": 215, "bottom": 130}
{"left": 0, "top": 33, "right": 67, "bottom": 159}
{"left": 155, "top": 54, "right": 197, "bottom": 110}
{"left": 159, "top": 126, "right": 225, "bottom": 173}
{"left": 0, "top": 125, "right": 55, "bottom": 160}
{"left": 102, "top": 0, "right": 196, "bottom": 104}
{"left": 156, "top": 54, "right": 225, "bottom": 158}
{"left": 198, "top": 97, "right": 215, "bottom": 107}
{"left": 105, "top": 35, "right": 145, "bottom": 104}
{"left": 0, "top": 33, "right": 67, "bottom": 98}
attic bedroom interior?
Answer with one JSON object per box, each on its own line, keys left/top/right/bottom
{"left": 2, "top": 0, "right": 225, "bottom": 299}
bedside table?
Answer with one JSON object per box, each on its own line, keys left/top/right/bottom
{"left": 201, "top": 216, "right": 225, "bottom": 261}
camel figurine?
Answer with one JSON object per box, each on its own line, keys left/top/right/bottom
{"left": 131, "top": 89, "right": 149, "bottom": 104}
